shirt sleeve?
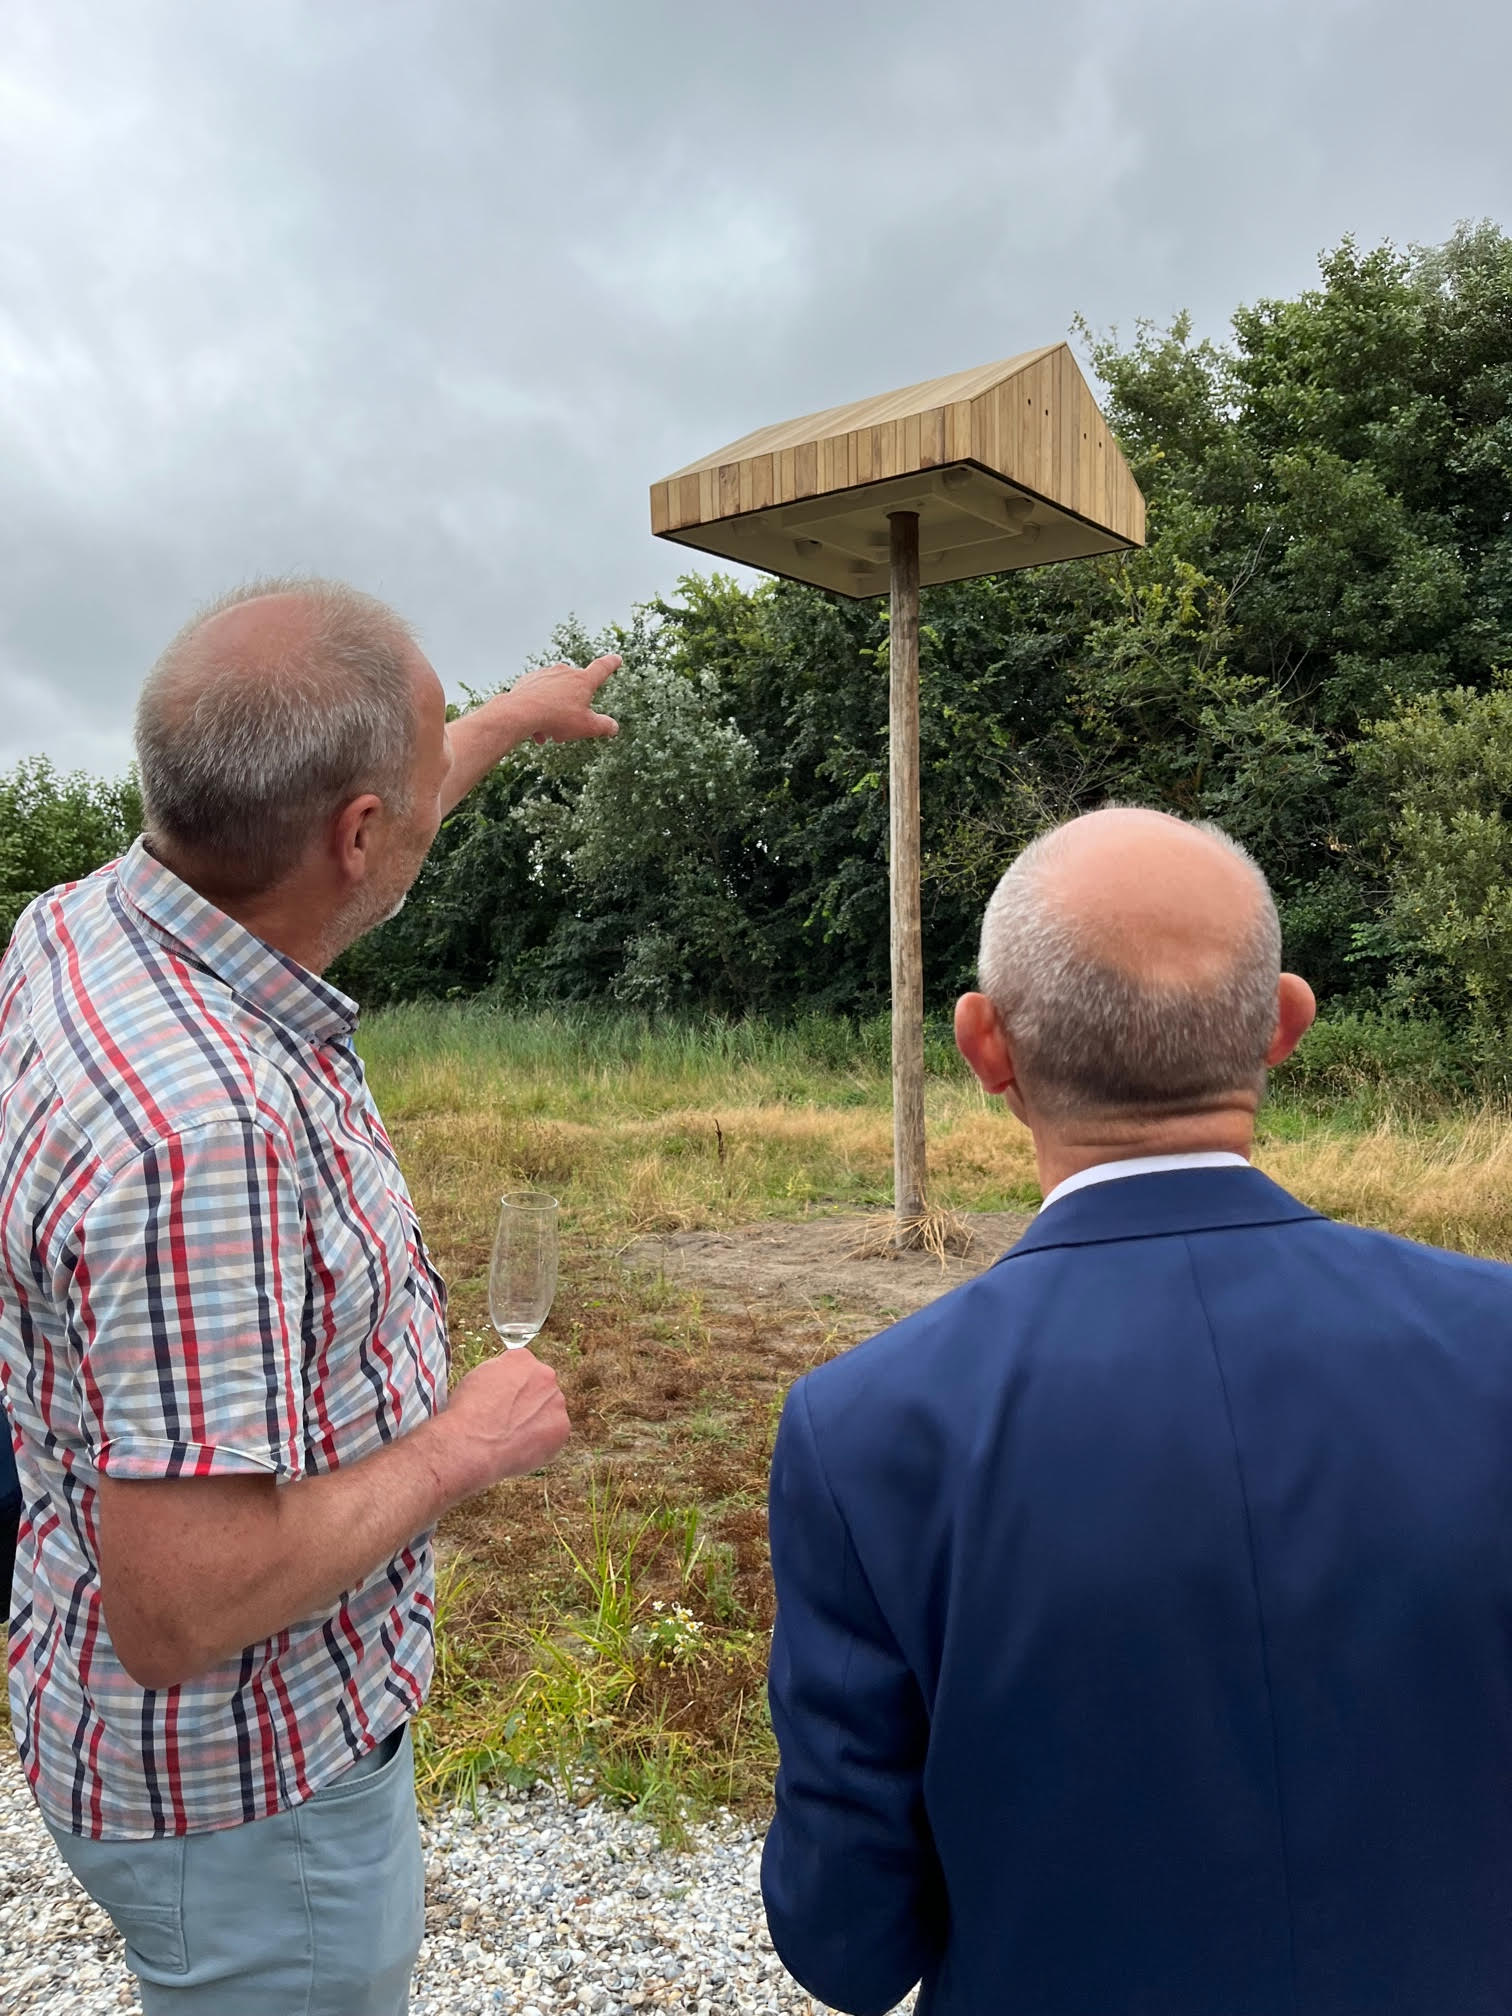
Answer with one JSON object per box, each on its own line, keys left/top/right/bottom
{"left": 65, "top": 1122, "right": 307, "bottom": 1482}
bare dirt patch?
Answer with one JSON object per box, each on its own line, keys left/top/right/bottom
{"left": 425, "top": 1209, "right": 1030, "bottom": 1811}
{"left": 624, "top": 1209, "right": 1033, "bottom": 1362}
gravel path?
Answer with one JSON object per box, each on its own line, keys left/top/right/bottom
{"left": 0, "top": 1754, "right": 914, "bottom": 2014}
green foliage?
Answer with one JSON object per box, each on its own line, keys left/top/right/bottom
{"left": 334, "top": 609, "right": 771, "bottom": 1012}
{"left": 0, "top": 758, "right": 142, "bottom": 943}
{"left": 516, "top": 611, "right": 765, "bottom": 1010}
{"left": 356, "top": 1000, "right": 963, "bottom": 1097}
{"left": 340, "top": 221, "right": 1512, "bottom": 1022}
{"left": 415, "top": 1485, "right": 772, "bottom": 1842}
{"left": 1358, "top": 679, "right": 1512, "bottom": 1029}
{"left": 15, "top": 224, "right": 1512, "bottom": 1037}
{"left": 1271, "top": 1010, "right": 1482, "bottom": 1110}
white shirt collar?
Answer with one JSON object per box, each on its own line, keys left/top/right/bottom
{"left": 1039, "top": 1151, "right": 1251, "bottom": 1212}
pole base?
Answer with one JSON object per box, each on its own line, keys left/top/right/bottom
{"left": 847, "top": 1207, "right": 974, "bottom": 1262}
{"left": 891, "top": 1214, "right": 932, "bottom": 1254}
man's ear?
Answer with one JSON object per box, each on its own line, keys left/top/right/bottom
{"left": 1265, "top": 972, "right": 1317, "bottom": 1068}
{"left": 955, "top": 992, "right": 1018, "bottom": 1099}
{"left": 331, "top": 793, "right": 383, "bottom": 887}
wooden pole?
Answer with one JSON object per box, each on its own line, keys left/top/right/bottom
{"left": 888, "top": 509, "right": 927, "bottom": 1241}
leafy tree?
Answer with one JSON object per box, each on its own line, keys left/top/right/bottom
{"left": 0, "top": 759, "right": 142, "bottom": 943}
{"left": 517, "top": 611, "right": 764, "bottom": 1010}
{"left": 19, "top": 224, "right": 1512, "bottom": 1031}
{"left": 1083, "top": 223, "right": 1512, "bottom": 1001}
{"left": 336, "top": 612, "right": 767, "bottom": 1013}
{"left": 1357, "top": 680, "right": 1512, "bottom": 1028}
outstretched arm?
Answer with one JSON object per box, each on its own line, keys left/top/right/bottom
{"left": 440, "top": 654, "right": 621, "bottom": 816}
{"left": 762, "top": 1379, "right": 945, "bottom": 2016}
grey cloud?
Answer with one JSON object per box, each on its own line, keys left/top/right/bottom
{"left": 3, "top": 0, "right": 1510, "bottom": 771}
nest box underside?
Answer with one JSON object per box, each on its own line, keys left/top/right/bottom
{"left": 649, "top": 343, "right": 1145, "bottom": 598}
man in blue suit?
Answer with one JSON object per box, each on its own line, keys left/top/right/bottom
{"left": 763, "top": 806, "right": 1512, "bottom": 2016}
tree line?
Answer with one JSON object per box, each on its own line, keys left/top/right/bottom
{"left": 8, "top": 224, "right": 1512, "bottom": 1056}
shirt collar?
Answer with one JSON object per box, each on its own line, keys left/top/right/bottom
{"left": 114, "top": 837, "right": 359, "bottom": 1045}
{"left": 1040, "top": 1150, "right": 1251, "bottom": 1212}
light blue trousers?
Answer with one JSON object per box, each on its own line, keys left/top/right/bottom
{"left": 47, "top": 1725, "right": 425, "bottom": 2015}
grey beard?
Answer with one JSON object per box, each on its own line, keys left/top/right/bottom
{"left": 320, "top": 884, "right": 409, "bottom": 971}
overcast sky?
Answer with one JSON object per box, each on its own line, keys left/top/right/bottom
{"left": 5, "top": 0, "right": 1510, "bottom": 774}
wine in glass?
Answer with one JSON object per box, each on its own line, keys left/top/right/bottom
{"left": 489, "top": 1192, "right": 560, "bottom": 1350}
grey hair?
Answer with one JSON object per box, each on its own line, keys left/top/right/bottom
{"left": 978, "top": 813, "right": 1282, "bottom": 1118}
{"left": 135, "top": 576, "right": 419, "bottom": 897}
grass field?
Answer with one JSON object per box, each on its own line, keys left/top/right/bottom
{"left": 362, "top": 1004, "right": 1512, "bottom": 1834}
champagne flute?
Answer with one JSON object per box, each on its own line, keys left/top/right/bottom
{"left": 489, "top": 1192, "right": 559, "bottom": 1350}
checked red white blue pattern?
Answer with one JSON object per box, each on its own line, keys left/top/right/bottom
{"left": 0, "top": 840, "right": 449, "bottom": 1839}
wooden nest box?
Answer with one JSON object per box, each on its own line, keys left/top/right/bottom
{"left": 649, "top": 343, "right": 1144, "bottom": 597}
{"left": 648, "top": 343, "right": 1145, "bottom": 1246}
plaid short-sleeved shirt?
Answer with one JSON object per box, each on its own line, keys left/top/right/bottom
{"left": 0, "top": 841, "right": 449, "bottom": 1840}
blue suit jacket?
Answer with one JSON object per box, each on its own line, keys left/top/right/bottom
{"left": 763, "top": 1168, "right": 1512, "bottom": 2016}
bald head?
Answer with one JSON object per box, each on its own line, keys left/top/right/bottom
{"left": 184, "top": 589, "right": 333, "bottom": 674}
{"left": 1020, "top": 808, "right": 1272, "bottom": 989}
{"left": 136, "top": 577, "right": 422, "bottom": 899}
{"left": 977, "top": 808, "right": 1283, "bottom": 1120}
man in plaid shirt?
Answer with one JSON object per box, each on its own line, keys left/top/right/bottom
{"left": 0, "top": 579, "right": 618, "bottom": 2012}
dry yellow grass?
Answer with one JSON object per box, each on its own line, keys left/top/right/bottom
{"left": 390, "top": 1087, "right": 1041, "bottom": 1262}
{"left": 1258, "top": 1113, "right": 1512, "bottom": 1260}
{"left": 387, "top": 1070, "right": 1512, "bottom": 1271}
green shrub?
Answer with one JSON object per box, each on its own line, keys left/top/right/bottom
{"left": 0, "top": 758, "right": 142, "bottom": 943}
{"left": 1358, "top": 679, "right": 1512, "bottom": 1032}
{"left": 1274, "top": 1011, "right": 1478, "bottom": 1108}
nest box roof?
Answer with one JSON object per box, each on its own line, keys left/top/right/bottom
{"left": 649, "top": 343, "right": 1145, "bottom": 597}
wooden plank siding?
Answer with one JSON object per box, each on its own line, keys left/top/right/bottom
{"left": 650, "top": 342, "right": 1144, "bottom": 563}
